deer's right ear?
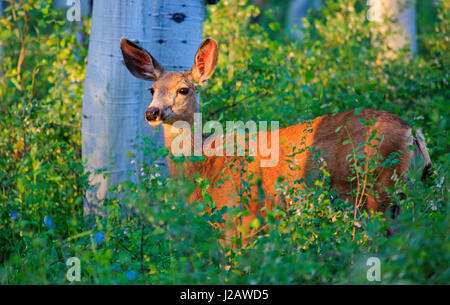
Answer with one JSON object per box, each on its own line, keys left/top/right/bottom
{"left": 120, "top": 38, "right": 164, "bottom": 81}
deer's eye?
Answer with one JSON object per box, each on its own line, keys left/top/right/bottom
{"left": 149, "top": 88, "right": 155, "bottom": 95}
{"left": 178, "top": 88, "right": 189, "bottom": 95}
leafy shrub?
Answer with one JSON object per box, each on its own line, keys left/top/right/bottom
{"left": 0, "top": 0, "right": 88, "bottom": 267}
{"left": 0, "top": 0, "right": 448, "bottom": 284}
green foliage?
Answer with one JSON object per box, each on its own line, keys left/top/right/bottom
{"left": 0, "top": 0, "right": 448, "bottom": 284}
{"left": 0, "top": 0, "right": 89, "bottom": 267}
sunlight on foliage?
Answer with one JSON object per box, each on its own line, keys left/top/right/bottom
{"left": 0, "top": 0, "right": 448, "bottom": 284}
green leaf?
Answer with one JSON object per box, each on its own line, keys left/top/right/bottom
{"left": 249, "top": 218, "right": 260, "bottom": 230}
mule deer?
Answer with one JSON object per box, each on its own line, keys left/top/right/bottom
{"left": 120, "top": 37, "right": 431, "bottom": 241}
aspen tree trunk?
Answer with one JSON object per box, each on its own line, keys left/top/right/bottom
{"left": 369, "top": 0, "right": 417, "bottom": 57}
{"left": 82, "top": 0, "right": 159, "bottom": 215}
{"left": 82, "top": 0, "right": 206, "bottom": 214}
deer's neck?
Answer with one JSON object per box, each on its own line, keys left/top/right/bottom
{"left": 162, "top": 122, "right": 199, "bottom": 178}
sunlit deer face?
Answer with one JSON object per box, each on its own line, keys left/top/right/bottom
{"left": 120, "top": 38, "right": 218, "bottom": 127}
{"left": 144, "top": 71, "right": 198, "bottom": 126}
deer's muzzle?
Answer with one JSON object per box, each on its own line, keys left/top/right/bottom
{"left": 145, "top": 107, "right": 162, "bottom": 122}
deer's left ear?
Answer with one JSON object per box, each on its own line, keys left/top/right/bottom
{"left": 191, "top": 38, "right": 219, "bottom": 85}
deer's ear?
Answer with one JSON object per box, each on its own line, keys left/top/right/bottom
{"left": 191, "top": 38, "right": 219, "bottom": 85}
{"left": 120, "top": 38, "right": 164, "bottom": 81}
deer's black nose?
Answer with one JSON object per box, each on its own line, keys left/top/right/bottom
{"left": 145, "top": 107, "right": 161, "bottom": 121}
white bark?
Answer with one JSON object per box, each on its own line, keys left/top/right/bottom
{"left": 369, "top": 0, "right": 417, "bottom": 56}
{"left": 82, "top": 0, "right": 206, "bottom": 214}
{"left": 149, "top": 0, "right": 205, "bottom": 71}
{"left": 82, "top": 0, "right": 159, "bottom": 214}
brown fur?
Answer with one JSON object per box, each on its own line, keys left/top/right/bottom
{"left": 184, "top": 109, "right": 429, "bottom": 239}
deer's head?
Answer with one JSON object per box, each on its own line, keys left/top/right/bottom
{"left": 120, "top": 38, "right": 219, "bottom": 127}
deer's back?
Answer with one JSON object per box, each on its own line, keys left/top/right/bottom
{"left": 190, "top": 109, "right": 413, "bottom": 223}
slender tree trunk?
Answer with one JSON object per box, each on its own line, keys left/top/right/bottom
{"left": 82, "top": 0, "right": 159, "bottom": 215}
{"left": 82, "top": 0, "right": 206, "bottom": 214}
{"left": 369, "top": 0, "right": 417, "bottom": 57}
